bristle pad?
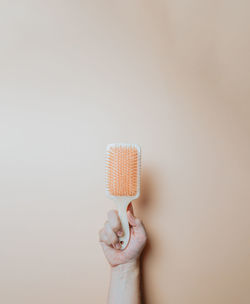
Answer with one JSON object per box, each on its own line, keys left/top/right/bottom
{"left": 106, "top": 145, "right": 138, "bottom": 196}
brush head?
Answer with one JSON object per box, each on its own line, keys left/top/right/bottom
{"left": 105, "top": 143, "right": 141, "bottom": 198}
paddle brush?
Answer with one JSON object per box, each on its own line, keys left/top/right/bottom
{"left": 105, "top": 143, "right": 141, "bottom": 250}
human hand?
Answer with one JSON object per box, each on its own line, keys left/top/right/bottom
{"left": 99, "top": 204, "right": 147, "bottom": 267}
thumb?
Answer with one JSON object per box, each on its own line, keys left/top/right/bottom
{"left": 127, "top": 203, "right": 137, "bottom": 227}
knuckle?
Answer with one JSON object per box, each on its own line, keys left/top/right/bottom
{"left": 104, "top": 225, "right": 115, "bottom": 241}
{"left": 101, "top": 232, "right": 110, "bottom": 244}
{"left": 107, "top": 211, "right": 121, "bottom": 231}
{"left": 107, "top": 234, "right": 113, "bottom": 243}
{"left": 110, "top": 219, "right": 120, "bottom": 231}
{"left": 111, "top": 234, "right": 118, "bottom": 244}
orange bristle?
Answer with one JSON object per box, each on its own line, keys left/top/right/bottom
{"left": 106, "top": 145, "right": 138, "bottom": 196}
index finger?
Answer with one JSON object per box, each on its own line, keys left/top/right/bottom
{"left": 107, "top": 210, "right": 122, "bottom": 234}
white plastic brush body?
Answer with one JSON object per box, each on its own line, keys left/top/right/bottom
{"left": 105, "top": 143, "right": 141, "bottom": 250}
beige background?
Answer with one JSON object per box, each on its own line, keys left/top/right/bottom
{"left": 1, "top": 1, "right": 250, "bottom": 303}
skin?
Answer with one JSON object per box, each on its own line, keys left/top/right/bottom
{"left": 99, "top": 204, "right": 147, "bottom": 304}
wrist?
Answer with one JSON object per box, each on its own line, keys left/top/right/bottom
{"left": 111, "top": 259, "right": 140, "bottom": 275}
{"left": 108, "top": 259, "right": 141, "bottom": 304}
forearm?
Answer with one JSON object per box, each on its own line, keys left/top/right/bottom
{"left": 108, "top": 260, "right": 141, "bottom": 304}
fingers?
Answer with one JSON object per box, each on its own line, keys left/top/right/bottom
{"left": 99, "top": 223, "right": 120, "bottom": 249}
{"left": 127, "top": 209, "right": 142, "bottom": 228}
{"left": 127, "top": 202, "right": 139, "bottom": 227}
{"left": 107, "top": 210, "right": 123, "bottom": 236}
{"left": 99, "top": 228, "right": 108, "bottom": 243}
{"left": 127, "top": 210, "right": 147, "bottom": 248}
{"left": 127, "top": 202, "right": 134, "bottom": 215}
{"left": 99, "top": 207, "right": 146, "bottom": 251}
{"left": 99, "top": 210, "right": 123, "bottom": 249}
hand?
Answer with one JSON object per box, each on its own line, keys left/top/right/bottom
{"left": 99, "top": 204, "right": 147, "bottom": 267}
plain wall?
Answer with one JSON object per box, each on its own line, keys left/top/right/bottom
{"left": 1, "top": 1, "right": 250, "bottom": 303}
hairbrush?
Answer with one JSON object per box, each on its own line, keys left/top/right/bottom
{"left": 105, "top": 143, "right": 141, "bottom": 250}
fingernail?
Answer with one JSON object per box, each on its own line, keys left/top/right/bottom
{"left": 115, "top": 243, "right": 121, "bottom": 249}
{"left": 117, "top": 231, "right": 123, "bottom": 237}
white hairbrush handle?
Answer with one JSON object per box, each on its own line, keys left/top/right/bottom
{"left": 116, "top": 199, "right": 131, "bottom": 250}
